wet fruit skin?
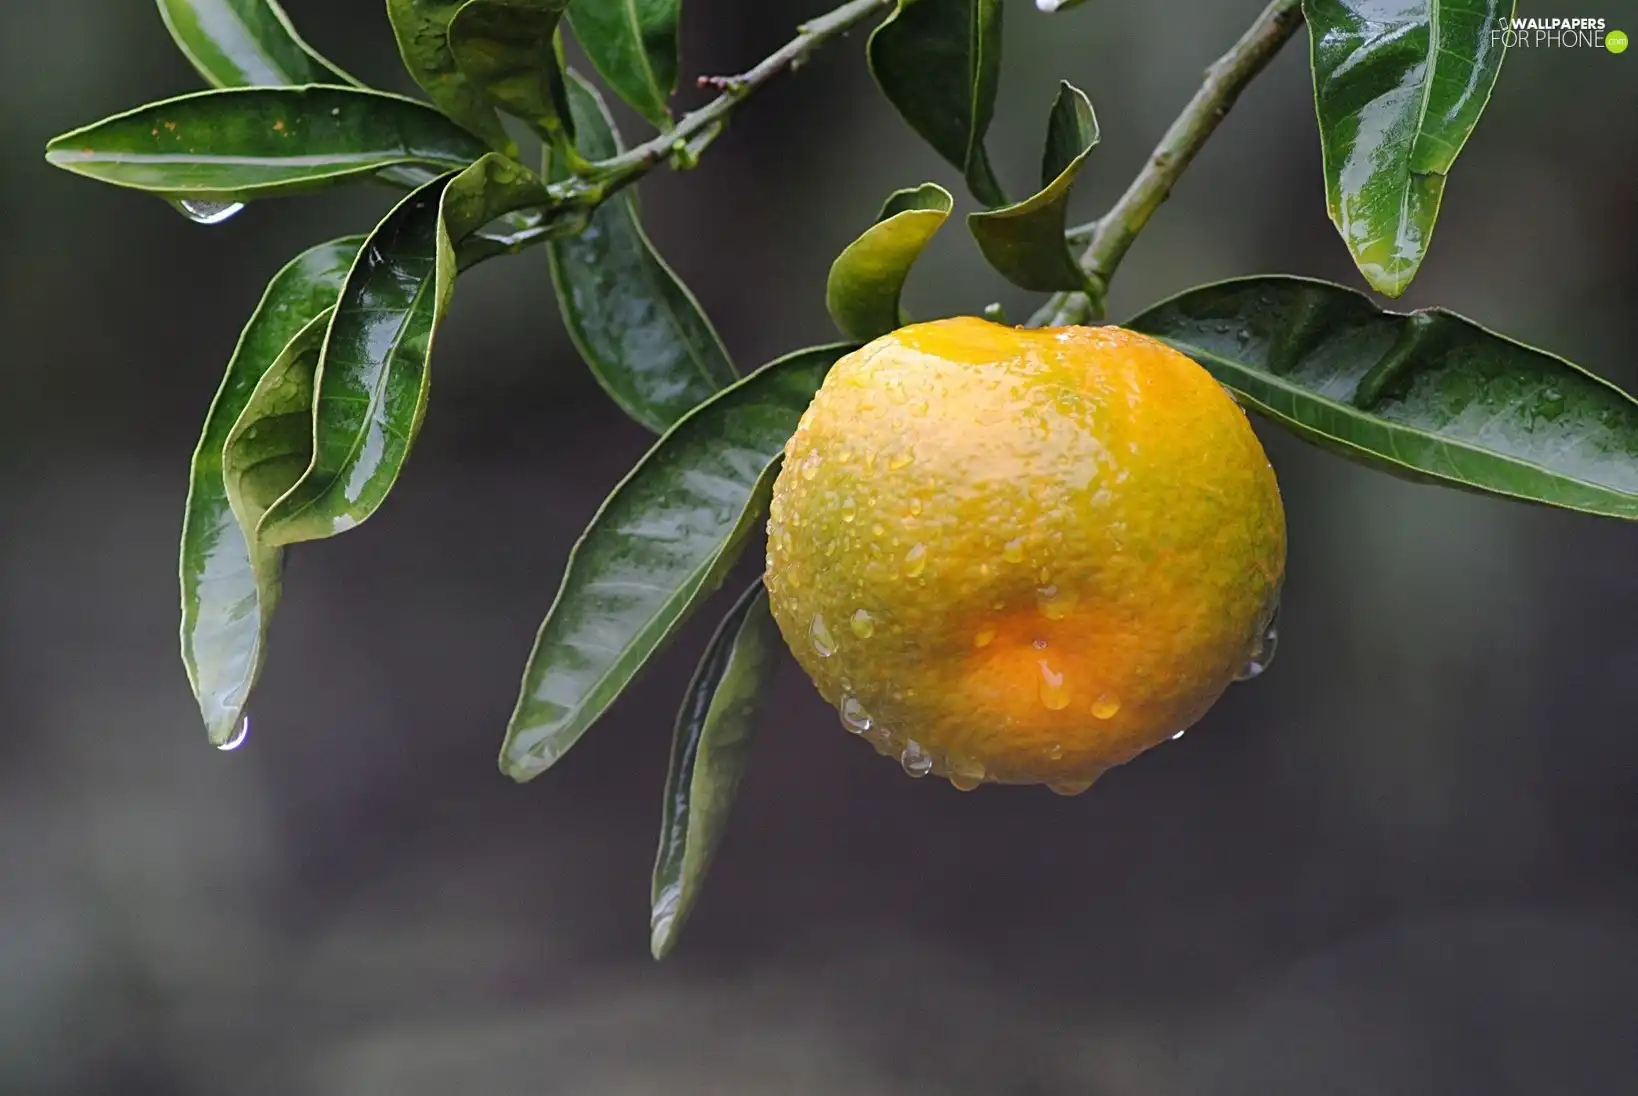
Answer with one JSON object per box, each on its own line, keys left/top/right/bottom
{"left": 763, "top": 317, "right": 1286, "bottom": 793}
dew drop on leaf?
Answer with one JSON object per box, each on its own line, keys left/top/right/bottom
{"left": 217, "top": 714, "right": 250, "bottom": 752}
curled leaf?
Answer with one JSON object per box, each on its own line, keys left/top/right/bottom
{"left": 825, "top": 183, "right": 954, "bottom": 343}
{"left": 258, "top": 155, "right": 552, "bottom": 547}
{"left": 180, "top": 239, "right": 359, "bottom": 745}
{"left": 968, "top": 81, "right": 1099, "bottom": 293}
{"left": 449, "top": 0, "right": 579, "bottom": 156}
{"left": 650, "top": 578, "right": 780, "bottom": 960}
{"left": 387, "top": 0, "right": 516, "bottom": 153}
{"left": 869, "top": 0, "right": 1005, "bottom": 206}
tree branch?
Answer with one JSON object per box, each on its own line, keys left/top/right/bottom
{"left": 1033, "top": 0, "right": 1305, "bottom": 326}
{"left": 567, "top": 0, "right": 894, "bottom": 200}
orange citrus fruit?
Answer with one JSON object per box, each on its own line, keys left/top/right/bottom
{"left": 763, "top": 317, "right": 1285, "bottom": 793}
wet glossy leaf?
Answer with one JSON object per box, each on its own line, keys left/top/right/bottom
{"left": 449, "top": 0, "right": 578, "bottom": 155}
{"left": 651, "top": 578, "right": 780, "bottom": 960}
{"left": 1304, "top": 0, "right": 1513, "bottom": 297}
{"left": 180, "top": 240, "right": 359, "bottom": 745}
{"left": 501, "top": 343, "right": 855, "bottom": 782}
{"left": 547, "top": 73, "right": 735, "bottom": 433}
{"left": 825, "top": 183, "right": 953, "bottom": 343}
{"left": 566, "top": 0, "right": 679, "bottom": 129}
{"left": 44, "top": 86, "right": 489, "bottom": 202}
{"left": 968, "top": 81, "right": 1098, "bottom": 292}
{"left": 388, "top": 0, "right": 516, "bottom": 153}
{"left": 154, "top": 0, "right": 356, "bottom": 87}
{"left": 869, "top": 0, "right": 1005, "bottom": 206}
{"left": 258, "top": 156, "right": 551, "bottom": 546}
{"left": 1129, "top": 276, "right": 1638, "bottom": 519}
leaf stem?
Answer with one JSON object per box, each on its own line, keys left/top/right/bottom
{"left": 1033, "top": 0, "right": 1304, "bottom": 326}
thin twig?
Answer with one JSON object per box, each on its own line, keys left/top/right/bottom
{"left": 1034, "top": 0, "right": 1305, "bottom": 326}
{"left": 563, "top": 0, "right": 894, "bottom": 203}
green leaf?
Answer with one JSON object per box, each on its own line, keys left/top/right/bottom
{"left": 1128, "top": 276, "right": 1638, "bottom": 519}
{"left": 501, "top": 343, "right": 856, "bottom": 782}
{"left": 44, "top": 86, "right": 490, "bottom": 202}
{"left": 968, "top": 81, "right": 1098, "bottom": 292}
{"left": 565, "top": 0, "right": 680, "bottom": 130}
{"left": 825, "top": 183, "right": 954, "bottom": 343}
{"left": 650, "top": 578, "right": 780, "bottom": 960}
{"left": 1304, "top": 0, "right": 1513, "bottom": 297}
{"left": 547, "top": 73, "right": 736, "bottom": 433}
{"left": 869, "top": 0, "right": 1005, "bottom": 206}
{"left": 387, "top": 0, "right": 517, "bottom": 153}
{"left": 257, "top": 155, "right": 551, "bottom": 547}
{"left": 180, "top": 239, "right": 360, "bottom": 746}
{"left": 449, "top": 0, "right": 580, "bottom": 158}
{"left": 154, "top": 0, "right": 357, "bottom": 87}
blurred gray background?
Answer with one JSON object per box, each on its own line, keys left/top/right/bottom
{"left": 3, "top": 1, "right": 1635, "bottom": 1093}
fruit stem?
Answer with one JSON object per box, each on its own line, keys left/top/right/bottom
{"left": 1033, "top": 0, "right": 1306, "bottom": 327}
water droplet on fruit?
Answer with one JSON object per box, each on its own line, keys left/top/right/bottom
{"left": 840, "top": 497, "right": 856, "bottom": 523}
{"left": 948, "top": 756, "right": 986, "bottom": 791}
{"left": 1236, "top": 608, "right": 1280, "bottom": 682}
{"left": 1002, "top": 538, "right": 1025, "bottom": 564}
{"left": 172, "top": 198, "right": 245, "bottom": 225}
{"left": 1047, "top": 777, "right": 1095, "bottom": 797}
{"left": 1171, "top": 729, "right": 1187, "bottom": 741}
{"left": 1091, "top": 695, "right": 1120, "bottom": 720}
{"left": 809, "top": 614, "right": 836, "bottom": 658}
{"left": 799, "top": 454, "right": 820, "bottom": 480}
{"left": 850, "top": 608, "right": 875, "bottom": 639}
{"left": 871, "top": 522, "right": 885, "bottom": 537}
{"left": 901, "top": 740, "right": 934, "bottom": 777}
{"left": 973, "top": 626, "right": 996, "bottom": 648}
{"left": 904, "top": 543, "right": 927, "bottom": 577}
{"left": 1038, "top": 660, "right": 1070, "bottom": 710}
{"left": 217, "top": 714, "right": 250, "bottom": 751}
{"left": 840, "top": 695, "right": 872, "bottom": 735}
{"left": 888, "top": 451, "right": 913, "bottom": 471}
{"left": 1047, "top": 743, "right": 1065, "bottom": 760}
{"left": 1037, "top": 584, "right": 1074, "bottom": 620}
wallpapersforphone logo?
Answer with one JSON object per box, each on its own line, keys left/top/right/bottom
{"left": 1491, "top": 16, "right": 1627, "bottom": 52}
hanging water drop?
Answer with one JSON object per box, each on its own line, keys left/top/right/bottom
{"left": 1236, "top": 608, "right": 1280, "bottom": 682}
{"left": 839, "top": 695, "right": 872, "bottom": 735}
{"left": 172, "top": 199, "right": 246, "bottom": 225}
{"left": 900, "top": 739, "right": 934, "bottom": 778}
{"left": 1047, "top": 776, "right": 1095, "bottom": 797}
{"left": 217, "top": 714, "right": 250, "bottom": 752}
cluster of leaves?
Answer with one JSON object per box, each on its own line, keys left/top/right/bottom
{"left": 44, "top": 0, "right": 1638, "bottom": 958}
